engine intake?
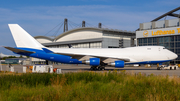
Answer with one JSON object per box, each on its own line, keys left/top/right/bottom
{"left": 83, "top": 58, "right": 100, "bottom": 66}
{"left": 109, "top": 60, "right": 124, "bottom": 68}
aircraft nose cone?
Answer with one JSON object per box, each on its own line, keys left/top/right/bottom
{"left": 174, "top": 53, "right": 178, "bottom": 59}
{"left": 171, "top": 53, "right": 178, "bottom": 59}
{"left": 168, "top": 51, "right": 178, "bottom": 60}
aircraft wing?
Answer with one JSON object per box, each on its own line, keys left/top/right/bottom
{"left": 4, "top": 47, "right": 35, "bottom": 54}
{"left": 42, "top": 48, "right": 130, "bottom": 62}
{"left": 54, "top": 52, "right": 130, "bottom": 62}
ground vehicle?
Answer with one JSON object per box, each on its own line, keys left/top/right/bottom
{"left": 22, "top": 65, "right": 53, "bottom": 73}
{"left": 157, "top": 64, "right": 179, "bottom": 70}
{"left": 32, "top": 65, "right": 53, "bottom": 73}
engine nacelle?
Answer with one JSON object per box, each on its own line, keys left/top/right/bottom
{"left": 83, "top": 58, "right": 100, "bottom": 66}
{"left": 109, "top": 61, "right": 124, "bottom": 68}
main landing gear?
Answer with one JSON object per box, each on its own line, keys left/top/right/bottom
{"left": 90, "top": 65, "right": 105, "bottom": 71}
{"left": 90, "top": 62, "right": 106, "bottom": 71}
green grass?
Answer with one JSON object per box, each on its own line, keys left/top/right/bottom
{"left": 0, "top": 71, "right": 180, "bottom": 101}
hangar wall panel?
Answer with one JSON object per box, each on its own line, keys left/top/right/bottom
{"left": 123, "top": 38, "right": 131, "bottom": 47}
{"left": 102, "top": 38, "right": 119, "bottom": 48}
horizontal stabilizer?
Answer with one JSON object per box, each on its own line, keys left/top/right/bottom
{"left": 4, "top": 47, "right": 35, "bottom": 54}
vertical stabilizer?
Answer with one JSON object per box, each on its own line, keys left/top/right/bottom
{"left": 8, "top": 24, "right": 44, "bottom": 49}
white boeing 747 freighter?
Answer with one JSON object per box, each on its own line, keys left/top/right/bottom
{"left": 5, "top": 24, "right": 178, "bottom": 70}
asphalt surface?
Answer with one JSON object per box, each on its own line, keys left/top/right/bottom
{"left": 1, "top": 64, "right": 180, "bottom": 76}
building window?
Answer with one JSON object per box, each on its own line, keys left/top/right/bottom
{"left": 176, "top": 42, "right": 180, "bottom": 47}
{"left": 170, "top": 43, "right": 174, "bottom": 48}
{"left": 159, "top": 37, "right": 163, "bottom": 43}
{"left": 170, "top": 36, "right": 174, "bottom": 42}
{"left": 139, "top": 38, "right": 143, "bottom": 44}
{"left": 164, "top": 37, "right": 169, "bottom": 43}
{"left": 153, "top": 43, "right": 157, "bottom": 45}
{"left": 139, "top": 43, "right": 142, "bottom": 46}
{"left": 143, "top": 38, "right": 147, "bottom": 44}
{"left": 153, "top": 37, "right": 157, "bottom": 44}
{"left": 175, "top": 36, "right": 180, "bottom": 41}
{"left": 159, "top": 43, "right": 164, "bottom": 46}
{"left": 164, "top": 43, "right": 169, "bottom": 49}
{"left": 148, "top": 38, "right": 152, "bottom": 44}
{"left": 170, "top": 49, "right": 174, "bottom": 52}
{"left": 175, "top": 48, "right": 180, "bottom": 54}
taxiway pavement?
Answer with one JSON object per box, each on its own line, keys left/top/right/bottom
{"left": 1, "top": 64, "right": 180, "bottom": 76}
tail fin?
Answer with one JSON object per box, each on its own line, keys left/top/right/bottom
{"left": 8, "top": 24, "right": 44, "bottom": 49}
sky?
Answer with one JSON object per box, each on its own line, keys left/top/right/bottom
{"left": 0, "top": 0, "right": 180, "bottom": 55}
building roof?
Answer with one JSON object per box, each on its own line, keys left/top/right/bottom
{"left": 34, "top": 36, "right": 54, "bottom": 41}
{"left": 34, "top": 27, "right": 135, "bottom": 42}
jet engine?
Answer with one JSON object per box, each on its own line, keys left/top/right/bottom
{"left": 83, "top": 58, "right": 100, "bottom": 66}
{"left": 109, "top": 60, "right": 124, "bottom": 68}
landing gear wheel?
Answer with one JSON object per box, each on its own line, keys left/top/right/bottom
{"left": 93, "top": 67, "right": 97, "bottom": 70}
{"left": 90, "top": 66, "right": 97, "bottom": 71}
{"left": 174, "top": 67, "right": 176, "bottom": 70}
{"left": 98, "top": 66, "right": 102, "bottom": 71}
{"left": 170, "top": 67, "right": 172, "bottom": 70}
{"left": 97, "top": 66, "right": 105, "bottom": 71}
{"left": 101, "top": 66, "right": 105, "bottom": 70}
{"left": 90, "top": 66, "right": 93, "bottom": 70}
{"left": 157, "top": 67, "right": 160, "bottom": 70}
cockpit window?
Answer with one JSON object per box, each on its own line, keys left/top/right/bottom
{"left": 163, "top": 48, "right": 165, "bottom": 49}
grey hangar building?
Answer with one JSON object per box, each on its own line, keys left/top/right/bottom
{"left": 35, "top": 27, "right": 135, "bottom": 49}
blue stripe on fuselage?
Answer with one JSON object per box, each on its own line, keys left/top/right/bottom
{"left": 16, "top": 48, "right": 82, "bottom": 64}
